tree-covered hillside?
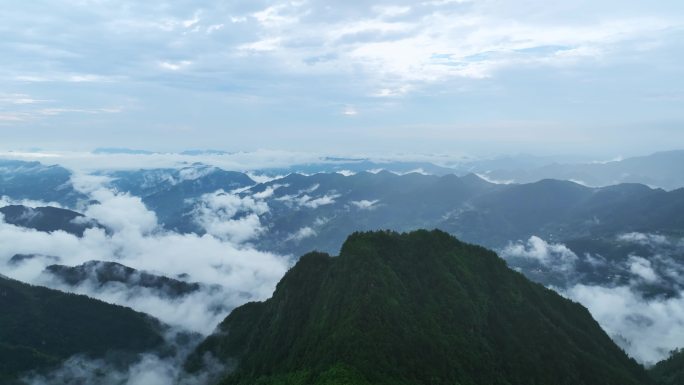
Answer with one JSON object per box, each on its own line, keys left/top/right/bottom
{"left": 188, "top": 230, "right": 651, "bottom": 385}
{"left": 651, "top": 349, "right": 684, "bottom": 385}
{"left": 0, "top": 275, "right": 166, "bottom": 382}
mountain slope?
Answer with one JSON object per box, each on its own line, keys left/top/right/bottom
{"left": 44, "top": 260, "right": 201, "bottom": 298}
{"left": 0, "top": 159, "right": 85, "bottom": 207}
{"left": 188, "top": 230, "right": 650, "bottom": 385}
{"left": 0, "top": 205, "right": 102, "bottom": 236}
{"left": 240, "top": 172, "right": 683, "bottom": 257}
{"left": 142, "top": 168, "right": 255, "bottom": 229}
{"left": 0, "top": 275, "right": 166, "bottom": 381}
{"left": 650, "top": 349, "right": 684, "bottom": 385}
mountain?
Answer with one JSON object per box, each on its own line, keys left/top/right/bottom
{"left": 44, "top": 260, "right": 201, "bottom": 298}
{"left": 229, "top": 172, "right": 683, "bottom": 257}
{"left": 180, "top": 149, "right": 232, "bottom": 156}
{"left": 253, "top": 150, "right": 684, "bottom": 189}
{"left": 0, "top": 275, "right": 166, "bottom": 382}
{"left": 104, "top": 167, "right": 188, "bottom": 197}
{"left": 259, "top": 159, "right": 458, "bottom": 176}
{"left": 482, "top": 150, "right": 684, "bottom": 190}
{"left": 242, "top": 172, "right": 501, "bottom": 256}
{"left": 0, "top": 205, "right": 103, "bottom": 236}
{"left": 187, "top": 230, "right": 650, "bottom": 385}
{"left": 106, "top": 165, "right": 255, "bottom": 229}
{"left": 0, "top": 159, "right": 85, "bottom": 207}
{"left": 651, "top": 349, "right": 684, "bottom": 385}
{"left": 440, "top": 180, "right": 684, "bottom": 247}
{"left": 8, "top": 254, "right": 60, "bottom": 266}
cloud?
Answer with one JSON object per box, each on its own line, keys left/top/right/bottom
{"left": 0, "top": 93, "right": 50, "bottom": 105}
{"left": 158, "top": 60, "right": 193, "bottom": 71}
{"left": 1, "top": 2, "right": 683, "bottom": 152}
{"left": 565, "top": 284, "right": 684, "bottom": 365}
{"left": 21, "top": 328, "right": 222, "bottom": 385}
{"left": 286, "top": 226, "right": 316, "bottom": 242}
{"left": 0, "top": 195, "right": 64, "bottom": 209}
{"left": 297, "top": 193, "right": 340, "bottom": 208}
{"left": 350, "top": 199, "right": 379, "bottom": 210}
{"left": 618, "top": 232, "right": 669, "bottom": 246}
{"left": 502, "top": 233, "right": 684, "bottom": 364}
{"left": 273, "top": 183, "right": 340, "bottom": 209}
{"left": 500, "top": 236, "right": 578, "bottom": 272}
{"left": 85, "top": 189, "right": 158, "bottom": 234}
{"left": 336, "top": 170, "right": 356, "bottom": 176}
{"left": 627, "top": 256, "right": 659, "bottom": 283}
{"left": 5, "top": 1, "right": 677, "bottom": 93}
{"left": 191, "top": 189, "right": 269, "bottom": 243}
{"left": 0, "top": 175, "right": 289, "bottom": 335}
{"left": 342, "top": 105, "right": 358, "bottom": 116}
{"left": 0, "top": 150, "right": 329, "bottom": 173}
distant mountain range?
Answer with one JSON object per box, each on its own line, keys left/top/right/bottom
{"left": 230, "top": 172, "right": 683, "bottom": 257}
{"left": 4, "top": 164, "right": 683, "bottom": 300}
{"left": 479, "top": 150, "right": 684, "bottom": 191}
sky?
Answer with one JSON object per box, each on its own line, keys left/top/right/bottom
{"left": 1, "top": 0, "right": 683, "bottom": 156}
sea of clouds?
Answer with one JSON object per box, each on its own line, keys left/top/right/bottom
{"left": 501, "top": 234, "right": 684, "bottom": 364}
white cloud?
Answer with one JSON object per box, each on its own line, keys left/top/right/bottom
{"left": 618, "top": 232, "right": 669, "bottom": 246}
{"left": 239, "top": 37, "right": 283, "bottom": 52}
{"left": 182, "top": 12, "right": 201, "bottom": 29}
{"left": 351, "top": 199, "right": 379, "bottom": 210}
{"left": 342, "top": 105, "right": 358, "bottom": 116}
{"left": 0, "top": 175, "right": 289, "bottom": 335}
{"left": 178, "top": 165, "right": 218, "bottom": 181}
{"left": 297, "top": 193, "right": 340, "bottom": 209}
{"left": 206, "top": 23, "right": 224, "bottom": 34}
{"left": 85, "top": 189, "right": 158, "bottom": 234}
{"left": 252, "top": 2, "right": 303, "bottom": 28}
{"left": 627, "top": 255, "right": 659, "bottom": 283}
{"left": 0, "top": 93, "right": 50, "bottom": 105}
{"left": 191, "top": 189, "right": 268, "bottom": 243}
{"left": 474, "top": 172, "right": 515, "bottom": 185}
{"left": 501, "top": 236, "right": 578, "bottom": 272}
{"left": 158, "top": 60, "right": 193, "bottom": 71}
{"left": 565, "top": 284, "right": 684, "bottom": 364}
{"left": 286, "top": 226, "right": 316, "bottom": 242}
{"left": 503, "top": 234, "right": 684, "bottom": 364}
{"left": 0, "top": 195, "right": 64, "bottom": 209}
{"left": 372, "top": 5, "right": 412, "bottom": 18}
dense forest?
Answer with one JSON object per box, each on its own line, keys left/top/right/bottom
{"left": 650, "top": 349, "right": 684, "bottom": 385}
{"left": 0, "top": 275, "right": 166, "bottom": 382}
{"left": 188, "top": 230, "right": 651, "bottom": 385}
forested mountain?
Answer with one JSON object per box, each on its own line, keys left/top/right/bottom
{"left": 106, "top": 166, "right": 255, "bottom": 228}
{"left": 0, "top": 275, "right": 166, "bottom": 382}
{"left": 45, "top": 261, "right": 201, "bottom": 298}
{"left": 651, "top": 349, "right": 684, "bottom": 385}
{"left": 0, "top": 160, "right": 85, "bottom": 207}
{"left": 188, "top": 230, "right": 650, "bottom": 385}
{"left": 230, "top": 172, "right": 684, "bottom": 257}
{"left": 0, "top": 205, "right": 102, "bottom": 236}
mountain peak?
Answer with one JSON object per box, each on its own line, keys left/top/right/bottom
{"left": 188, "top": 230, "right": 650, "bottom": 385}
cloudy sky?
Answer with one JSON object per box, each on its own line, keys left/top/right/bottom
{"left": 1, "top": 0, "right": 683, "bottom": 156}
